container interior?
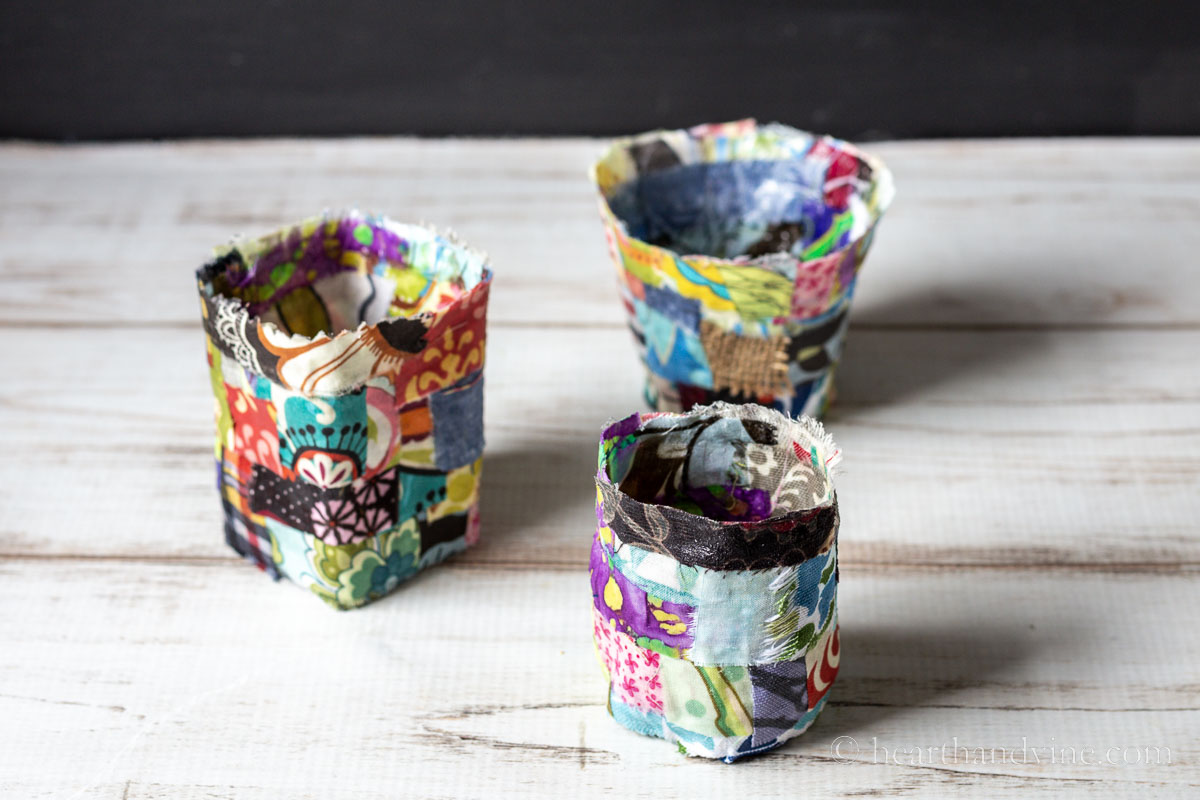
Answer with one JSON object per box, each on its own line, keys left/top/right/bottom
{"left": 601, "top": 407, "right": 837, "bottom": 524}
{"left": 205, "top": 216, "right": 488, "bottom": 338}
{"left": 604, "top": 152, "right": 875, "bottom": 262}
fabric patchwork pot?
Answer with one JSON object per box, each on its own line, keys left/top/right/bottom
{"left": 197, "top": 213, "right": 492, "bottom": 609}
{"left": 591, "top": 402, "right": 842, "bottom": 761}
{"left": 591, "top": 119, "right": 894, "bottom": 417}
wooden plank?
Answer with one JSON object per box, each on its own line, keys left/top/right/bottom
{"left": 1, "top": 326, "right": 1197, "bottom": 566}
{"left": 0, "top": 560, "right": 1195, "bottom": 799}
{"left": 1, "top": 138, "right": 1198, "bottom": 328}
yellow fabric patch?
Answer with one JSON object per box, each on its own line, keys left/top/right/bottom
{"left": 618, "top": 238, "right": 667, "bottom": 287}
{"left": 661, "top": 255, "right": 737, "bottom": 312}
{"left": 428, "top": 458, "right": 482, "bottom": 522}
{"left": 716, "top": 263, "right": 793, "bottom": 320}
{"left": 604, "top": 576, "right": 624, "bottom": 612}
{"left": 651, "top": 606, "right": 688, "bottom": 636}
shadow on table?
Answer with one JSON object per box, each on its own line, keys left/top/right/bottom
{"left": 810, "top": 616, "right": 1056, "bottom": 741}
{"left": 474, "top": 435, "right": 599, "bottom": 552}
{"left": 831, "top": 278, "right": 1062, "bottom": 411}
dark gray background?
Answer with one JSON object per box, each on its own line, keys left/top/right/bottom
{"left": 2, "top": 0, "right": 1198, "bottom": 140}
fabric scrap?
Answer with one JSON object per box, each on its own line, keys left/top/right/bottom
{"left": 430, "top": 370, "right": 485, "bottom": 471}
{"left": 699, "top": 319, "right": 790, "bottom": 397}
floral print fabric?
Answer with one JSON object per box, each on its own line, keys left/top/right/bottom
{"left": 199, "top": 213, "right": 491, "bottom": 609}
{"left": 591, "top": 119, "right": 894, "bottom": 417}
{"left": 591, "top": 403, "right": 842, "bottom": 761}
{"left": 593, "top": 607, "right": 665, "bottom": 714}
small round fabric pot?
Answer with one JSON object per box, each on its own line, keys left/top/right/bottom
{"left": 591, "top": 402, "right": 842, "bottom": 761}
{"left": 591, "top": 119, "right": 895, "bottom": 418}
{"left": 197, "top": 212, "right": 492, "bottom": 609}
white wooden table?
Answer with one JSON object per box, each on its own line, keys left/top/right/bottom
{"left": 2, "top": 138, "right": 1198, "bottom": 798}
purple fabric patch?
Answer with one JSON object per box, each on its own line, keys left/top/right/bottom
{"left": 747, "top": 657, "right": 809, "bottom": 748}
{"left": 601, "top": 413, "right": 642, "bottom": 443}
{"left": 590, "top": 534, "right": 694, "bottom": 652}
{"left": 685, "top": 484, "right": 773, "bottom": 522}
{"left": 234, "top": 218, "right": 412, "bottom": 313}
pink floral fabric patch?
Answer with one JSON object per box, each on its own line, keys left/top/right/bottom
{"left": 593, "top": 607, "right": 663, "bottom": 713}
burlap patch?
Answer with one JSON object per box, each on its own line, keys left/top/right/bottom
{"left": 700, "top": 320, "right": 791, "bottom": 397}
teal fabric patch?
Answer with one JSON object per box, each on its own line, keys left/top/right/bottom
{"left": 610, "top": 690, "right": 666, "bottom": 738}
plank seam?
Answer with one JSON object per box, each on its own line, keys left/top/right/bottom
{"left": 1, "top": 553, "right": 1196, "bottom": 575}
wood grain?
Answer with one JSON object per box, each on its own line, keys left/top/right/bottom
{"left": 0, "top": 562, "right": 1195, "bottom": 800}
{"left": 1, "top": 326, "right": 1197, "bottom": 568}
{"left": 0, "top": 138, "right": 1197, "bottom": 798}
{"left": 1, "top": 138, "right": 1198, "bottom": 327}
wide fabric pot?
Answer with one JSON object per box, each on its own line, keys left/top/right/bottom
{"left": 591, "top": 402, "right": 842, "bottom": 761}
{"left": 197, "top": 213, "right": 492, "bottom": 609}
{"left": 591, "top": 119, "right": 894, "bottom": 417}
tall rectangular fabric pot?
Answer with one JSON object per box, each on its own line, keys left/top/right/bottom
{"left": 197, "top": 213, "right": 492, "bottom": 609}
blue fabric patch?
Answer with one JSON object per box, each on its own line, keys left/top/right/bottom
{"left": 397, "top": 468, "right": 447, "bottom": 523}
{"left": 643, "top": 282, "right": 701, "bottom": 330}
{"left": 264, "top": 517, "right": 311, "bottom": 586}
{"left": 792, "top": 546, "right": 837, "bottom": 631}
{"left": 786, "top": 379, "right": 818, "bottom": 416}
{"left": 722, "top": 695, "right": 829, "bottom": 762}
{"left": 793, "top": 695, "right": 828, "bottom": 731}
{"left": 429, "top": 370, "right": 484, "bottom": 471}
{"left": 634, "top": 299, "right": 713, "bottom": 388}
{"left": 726, "top": 736, "right": 785, "bottom": 763}
{"left": 664, "top": 721, "right": 716, "bottom": 752}
{"left": 251, "top": 371, "right": 273, "bottom": 401}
